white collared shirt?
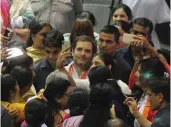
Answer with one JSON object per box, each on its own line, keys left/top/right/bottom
{"left": 65, "top": 61, "right": 89, "bottom": 79}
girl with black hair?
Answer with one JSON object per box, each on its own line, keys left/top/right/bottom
{"left": 1, "top": 74, "right": 25, "bottom": 125}
{"left": 79, "top": 83, "right": 114, "bottom": 127}
{"left": 21, "top": 98, "right": 48, "bottom": 127}
{"left": 40, "top": 78, "right": 73, "bottom": 127}
{"left": 112, "top": 4, "right": 132, "bottom": 23}
{"left": 91, "top": 52, "right": 132, "bottom": 95}
{"left": 63, "top": 88, "right": 89, "bottom": 127}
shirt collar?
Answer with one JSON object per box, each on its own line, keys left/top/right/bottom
{"left": 39, "top": 59, "right": 52, "bottom": 69}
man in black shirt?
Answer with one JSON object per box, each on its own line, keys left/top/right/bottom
{"left": 34, "top": 30, "right": 64, "bottom": 92}
{"left": 99, "top": 25, "right": 131, "bottom": 83}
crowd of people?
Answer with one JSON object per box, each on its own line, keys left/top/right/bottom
{"left": 0, "top": 0, "right": 170, "bottom": 127}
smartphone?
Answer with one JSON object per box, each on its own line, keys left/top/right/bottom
{"left": 124, "top": 94, "right": 137, "bottom": 100}
{"left": 122, "top": 33, "right": 134, "bottom": 44}
{"left": 6, "top": 48, "right": 24, "bottom": 59}
{"left": 4, "top": 28, "right": 11, "bottom": 37}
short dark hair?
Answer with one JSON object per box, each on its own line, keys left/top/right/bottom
{"left": 6, "top": 54, "right": 33, "bottom": 73}
{"left": 133, "top": 18, "right": 153, "bottom": 35}
{"left": 1, "top": 74, "right": 17, "bottom": 101}
{"left": 7, "top": 41, "right": 27, "bottom": 52}
{"left": 25, "top": 98, "right": 48, "bottom": 126}
{"left": 88, "top": 66, "right": 113, "bottom": 86}
{"left": 72, "top": 35, "right": 97, "bottom": 55}
{"left": 11, "top": 66, "right": 33, "bottom": 89}
{"left": 100, "top": 25, "right": 120, "bottom": 43}
{"left": 43, "top": 29, "right": 64, "bottom": 49}
{"left": 112, "top": 4, "right": 132, "bottom": 21}
{"left": 80, "top": 11, "right": 96, "bottom": 26}
{"left": 68, "top": 88, "right": 89, "bottom": 116}
{"left": 148, "top": 78, "right": 170, "bottom": 102}
{"left": 80, "top": 83, "right": 114, "bottom": 127}
{"left": 96, "top": 52, "right": 118, "bottom": 79}
{"left": 140, "top": 58, "right": 167, "bottom": 79}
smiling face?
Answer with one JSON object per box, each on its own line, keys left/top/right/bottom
{"left": 113, "top": 8, "right": 129, "bottom": 22}
{"left": 72, "top": 41, "right": 94, "bottom": 69}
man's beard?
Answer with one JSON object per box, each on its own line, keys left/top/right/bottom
{"left": 74, "top": 59, "right": 92, "bottom": 71}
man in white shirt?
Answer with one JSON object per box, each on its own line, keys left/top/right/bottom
{"left": 56, "top": 35, "right": 97, "bottom": 80}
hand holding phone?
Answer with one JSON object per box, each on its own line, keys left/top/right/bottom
{"left": 122, "top": 33, "right": 134, "bottom": 44}
{"left": 56, "top": 46, "right": 72, "bottom": 68}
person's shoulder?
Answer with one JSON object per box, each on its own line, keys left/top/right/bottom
{"left": 115, "top": 47, "right": 128, "bottom": 56}
{"left": 34, "top": 59, "right": 48, "bottom": 70}
{"left": 114, "top": 47, "right": 129, "bottom": 61}
{"left": 151, "top": 108, "right": 170, "bottom": 127}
